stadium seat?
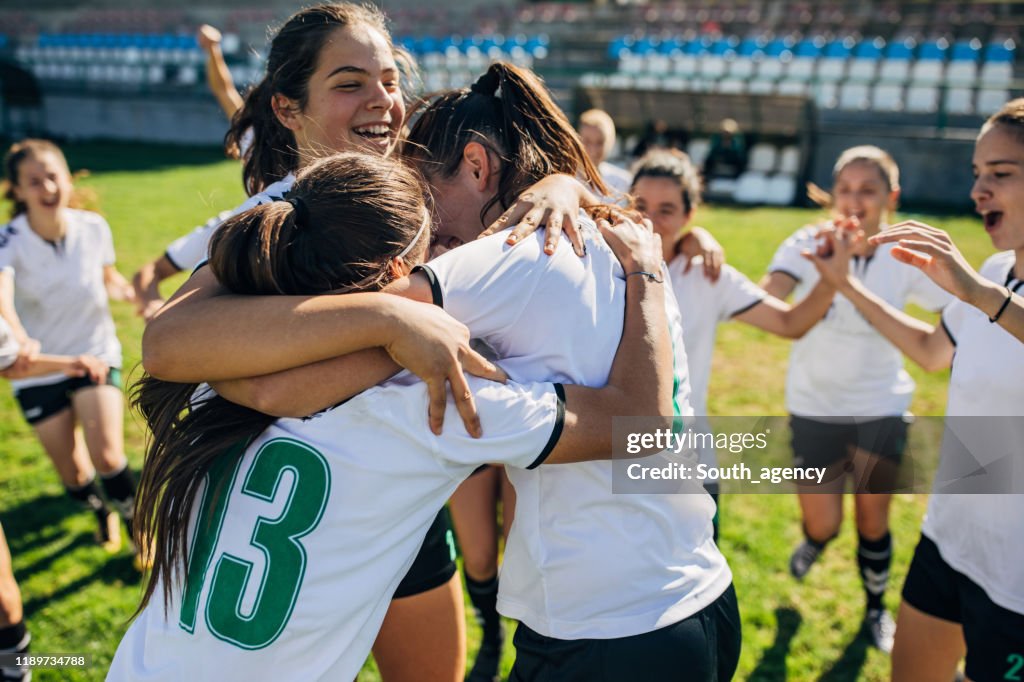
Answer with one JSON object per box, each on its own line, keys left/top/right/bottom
{"left": 872, "top": 83, "right": 905, "bottom": 111}
{"left": 748, "top": 78, "right": 776, "bottom": 95}
{"left": 764, "top": 173, "right": 798, "bottom": 205}
{"left": 911, "top": 40, "right": 948, "bottom": 85}
{"left": 847, "top": 38, "right": 884, "bottom": 81}
{"left": 814, "top": 81, "right": 840, "bottom": 108}
{"left": 687, "top": 138, "right": 711, "bottom": 168}
{"left": 877, "top": 40, "right": 915, "bottom": 83}
{"left": 748, "top": 144, "right": 778, "bottom": 174}
{"left": 778, "top": 146, "right": 801, "bottom": 175}
{"left": 817, "top": 38, "right": 854, "bottom": 82}
{"left": 776, "top": 80, "right": 809, "bottom": 96}
{"left": 945, "top": 39, "right": 980, "bottom": 87}
{"left": 661, "top": 75, "right": 690, "bottom": 91}
{"left": 717, "top": 78, "right": 747, "bottom": 94}
{"left": 634, "top": 74, "right": 659, "bottom": 90}
{"left": 944, "top": 87, "right": 974, "bottom": 115}
{"left": 839, "top": 82, "right": 871, "bottom": 110}
{"left": 785, "top": 38, "right": 823, "bottom": 81}
{"left": 980, "top": 42, "right": 1016, "bottom": 87}
{"left": 733, "top": 171, "right": 769, "bottom": 204}
{"left": 905, "top": 85, "right": 940, "bottom": 112}
{"left": 706, "top": 176, "right": 739, "bottom": 199}
{"left": 977, "top": 88, "right": 1010, "bottom": 115}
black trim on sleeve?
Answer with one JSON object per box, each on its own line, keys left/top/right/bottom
{"left": 412, "top": 265, "right": 444, "bottom": 308}
{"left": 528, "top": 383, "right": 566, "bottom": 469}
{"left": 940, "top": 317, "right": 957, "bottom": 347}
{"left": 768, "top": 269, "right": 802, "bottom": 284}
{"left": 163, "top": 249, "right": 185, "bottom": 273}
{"left": 191, "top": 259, "right": 209, "bottom": 276}
{"left": 728, "top": 295, "right": 766, "bottom": 319}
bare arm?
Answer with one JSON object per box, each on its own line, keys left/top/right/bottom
{"left": 2, "top": 353, "right": 108, "bottom": 382}
{"left": 132, "top": 255, "right": 181, "bottom": 322}
{"left": 734, "top": 279, "right": 835, "bottom": 339}
{"left": 758, "top": 270, "right": 799, "bottom": 300}
{"left": 678, "top": 226, "right": 725, "bottom": 282}
{"left": 546, "top": 219, "right": 675, "bottom": 464}
{"left": 871, "top": 221, "right": 1024, "bottom": 345}
{"left": 0, "top": 270, "right": 39, "bottom": 373}
{"left": 198, "top": 25, "right": 244, "bottom": 120}
{"left": 104, "top": 265, "right": 135, "bottom": 303}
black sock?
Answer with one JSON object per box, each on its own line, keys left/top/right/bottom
{"left": 858, "top": 532, "right": 892, "bottom": 611}
{"left": 101, "top": 465, "right": 137, "bottom": 537}
{"left": 65, "top": 478, "right": 109, "bottom": 526}
{"left": 0, "top": 621, "right": 28, "bottom": 652}
{"left": 465, "top": 573, "right": 502, "bottom": 650}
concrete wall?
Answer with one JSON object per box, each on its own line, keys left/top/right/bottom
{"left": 42, "top": 92, "right": 229, "bottom": 146}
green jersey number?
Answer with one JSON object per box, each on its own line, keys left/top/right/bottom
{"left": 179, "top": 438, "right": 331, "bottom": 650}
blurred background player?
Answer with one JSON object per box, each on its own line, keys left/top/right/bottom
{"left": 759, "top": 145, "right": 953, "bottom": 652}
{"left": 0, "top": 139, "right": 138, "bottom": 559}
{"left": 577, "top": 108, "right": 632, "bottom": 198}
{"left": 0, "top": 523, "right": 29, "bottom": 682}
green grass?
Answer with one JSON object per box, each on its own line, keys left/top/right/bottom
{"left": 0, "top": 143, "right": 996, "bottom": 681}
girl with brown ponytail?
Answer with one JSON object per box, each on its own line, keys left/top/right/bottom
{"left": 143, "top": 62, "right": 740, "bottom": 679}
{"left": 112, "top": 150, "right": 675, "bottom": 681}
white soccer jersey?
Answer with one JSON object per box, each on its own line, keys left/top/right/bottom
{"left": 108, "top": 374, "right": 564, "bottom": 681}
{"left": 164, "top": 174, "right": 296, "bottom": 273}
{"left": 0, "top": 316, "right": 19, "bottom": 370}
{"left": 0, "top": 209, "right": 121, "bottom": 389}
{"left": 768, "top": 226, "right": 953, "bottom": 417}
{"left": 599, "top": 161, "right": 633, "bottom": 198}
{"left": 667, "top": 256, "right": 765, "bottom": 418}
{"left": 420, "top": 217, "right": 730, "bottom": 640}
{"left": 922, "top": 251, "right": 1024, "bottom": 615}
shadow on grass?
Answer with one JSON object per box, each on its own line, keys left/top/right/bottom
{"left": 748, "top": 607, "right": 802, "bottom": 682}
{"left": 21, "top": 554, "right": 140, "bottom": 620}
{"left": 61, "top": 141, "right": 230, "bottom": 175}
{"left": 817, "top": 625, "right": 872, "bottom": 682}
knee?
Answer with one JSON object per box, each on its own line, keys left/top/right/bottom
{"left": 855, "top": 506, "right": 890, "bottom": 539}
{"left": 462, "top": 550, "right": 499, "bottom": 582}
{"left": 804, "top": 512, "right": 842, "bottom": 544}
{"left": 0, "top": 581, "right": 23, "bottom": 625}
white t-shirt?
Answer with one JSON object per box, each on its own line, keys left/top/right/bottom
{"left": 0, "top": 316, "right": 19, "bottom": 370}
{"left": 165, "top": 174, "right": 296, "bottom": 273}
{"left": 599, "top": 161, "right": 633, "bottom": 198}
{"left": 0, "top": 209, "right": 121, "bottom": 389}
{"left": 768, "top": 226, "right": 953, "bottom": 417}
{"left": 421, "top": 219, "right": 730, "bottom": 640}
{"left": 108, "top": 374, "right": 563, "bottom": 681}
{"left": 921, "top": 251, "right": 1024, "bottom": 615}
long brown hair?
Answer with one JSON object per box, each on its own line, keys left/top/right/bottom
{"left": 403, "top": 62, "right": 608, "bottom": 226}
{"left": 225, "top": 2, "right": 415, "bottom": 195}
{"left": 132, "top": 151, "right": 429, "bottom": 614}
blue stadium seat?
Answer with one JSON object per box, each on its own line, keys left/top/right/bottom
{"left": 912, "top": 39, "right": 949, "bottom": 84}
{"left": 981, "top": 41, "right": 1015, "bottom": 87}
{"left": 849, "top": 37, "right": 884, "bottom": 81}
{"left": 947, "top": 39, "right": 981, "bottom": 86}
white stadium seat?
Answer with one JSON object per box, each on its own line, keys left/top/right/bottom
{"left": 945, "top": 61, "right": 978, "bottom": 87}
{"left": 776, "top": 80, "right": 809, "bottom": 96}
{"left": 765, "top": 173, "right": 798, "bottom": 206}
{"left": 847, "top": 58, "right": 879, "bottom": 81}
{"left": 734, "top": 171, "right": 770, "bottom": 204}
{"left": 747, "top": 78, "right": 776, "bottom": 95}
{"left": 778, "top": 146, "right": 801, "bottom": 175}
{"left": 816, "top": 58, "right": 847, "bottom": 82}
{"left": 748, "top": 144, "right": 778, "bottom": 174}
{"left": 815, "top": 82, "right": 840, "bottom": 108}
{"left": 717, "top": 78, "right": 746, "bottom": 94}
{"left": 905, "top": 85, "right": 940, "bottom": 112}
{"left": 784, "top": 57, "right": 816, "bottom": 81}
{"left": 727, "top": 57, "right": 756, "bottom": 79}
{"left": 686, "top": 139, "right": 711, "bottom": 167}
{"left": 911, "top": 59, "right": 945, "bottom": 85}
{"left": 839, "top": 82, "right": 871, "bottom": 110}
{"left": 977, "top": 89, "right": 1010, "bottom": 115}
{"left": 980, "top": 61, "right": 1013, "bottom": 88}
{"left": 872, "top": 83, "right": 904, "bottom": 111}
{"left": 945, "top": 88, "right": 974, "bottom": 115}
{"left": 706, "top": 177, "right": 739, "bottom": 199}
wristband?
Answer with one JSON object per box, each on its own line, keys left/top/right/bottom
{"left": 990, "top": 287, "right": 1013, "bottom": 323}
{"left": 627, "top": 270, "right": 664, "bottom": 284}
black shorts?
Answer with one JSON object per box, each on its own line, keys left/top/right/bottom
{"left": 509, "top": 584, "right": 741, "bottom": 682}
{"left": 790, "top": 415, "right": 908, "bottom": 491}
{"left": 902, "top": 534, "right": 1024, "bottom": 682}
{"left": 393, "top": 507, "right": 457, "bottom": 599}
{"left": 14, "top": 368, "right": 122, "bottom": 425}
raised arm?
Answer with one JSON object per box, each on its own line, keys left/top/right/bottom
{"left": 806, "top": 229, "right": 955, "bottom": 372}
{"left": 871, "top": 221, "right": 1024, "bottom": 345}
{"left": 197, "top": 25, "right": 244, "bottom": 120}
{"left": 546, "top": 217, "right": 674, "bottom": 463}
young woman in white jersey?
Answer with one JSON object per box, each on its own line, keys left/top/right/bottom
{"left": 130, "top": 6, "right": 602, "bottom": 678}
{"left": 112, "top": 151, "right": 674, "bottom": 681}
{"left": 143, "top": 62, "right": 748, "bottom": 680}
{"left": 804, "top": 99, "right": 1024, "bottom": 682}
{"left": 759, "top": 145, "right": 953, "bottom": 652}
{"left": 630, "top": 149, "right": 849, "bottom": 536}
{"left": 0, "top": 140, "right": 140, "bottom": 557}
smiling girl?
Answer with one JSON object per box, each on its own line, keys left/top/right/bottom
{"left": 803, "top": 100, "right": 1024, "bottom": 682}
{"left": 759, "top": 145, "right": 953, "bottom": 652}
{"left": 0, "top": 139, "right": 138, "bottom": 557}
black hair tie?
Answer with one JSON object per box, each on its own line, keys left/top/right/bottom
{"left": 470, "top": 69, "right": 500, "bottom": 97}
{"left": 286, "top": 196, "right": 309, "bottom": 228}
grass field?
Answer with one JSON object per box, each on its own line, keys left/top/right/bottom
{"left": 0, "top": 142, "right": 996, "bottom": 681}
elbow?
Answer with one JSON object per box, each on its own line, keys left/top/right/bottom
{"left": 919, "top": 355, "right": 949, "bottom": 373}
{"left": 140, "top": 321, "right": 180, "bottom": 380}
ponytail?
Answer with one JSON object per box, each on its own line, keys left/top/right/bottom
{"left": 226, "top": 81, "right": 299, "bottom": 196}
{"left": 405, "top": 62, "right": 608, "bottom": 224}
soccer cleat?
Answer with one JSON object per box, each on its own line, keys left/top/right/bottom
{"left": 864, "top": 608, "right": 896, "bottom": 653}
{"left": 95, "top": 511, "right": 122, "bottom": 553}
{"left": 465, "top": 621, "right": 504, "bottom": 682}
{"left": 789, "top": 540, "right": 822, "bottom": 580}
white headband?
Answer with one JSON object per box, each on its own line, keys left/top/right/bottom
{"left": 396, "top": 210, "right": 431, "bottom": 259}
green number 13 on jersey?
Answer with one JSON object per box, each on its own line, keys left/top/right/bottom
{"left": 179, "top": 438, "right": 331, "bottom": 650}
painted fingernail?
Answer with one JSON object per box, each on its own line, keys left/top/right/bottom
{"left": 507, "top": 234, "right": 519, "bottom": 244}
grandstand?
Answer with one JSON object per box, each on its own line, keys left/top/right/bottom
{"left": 0, "top": 0, "right": 1021, "bottom": 206}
